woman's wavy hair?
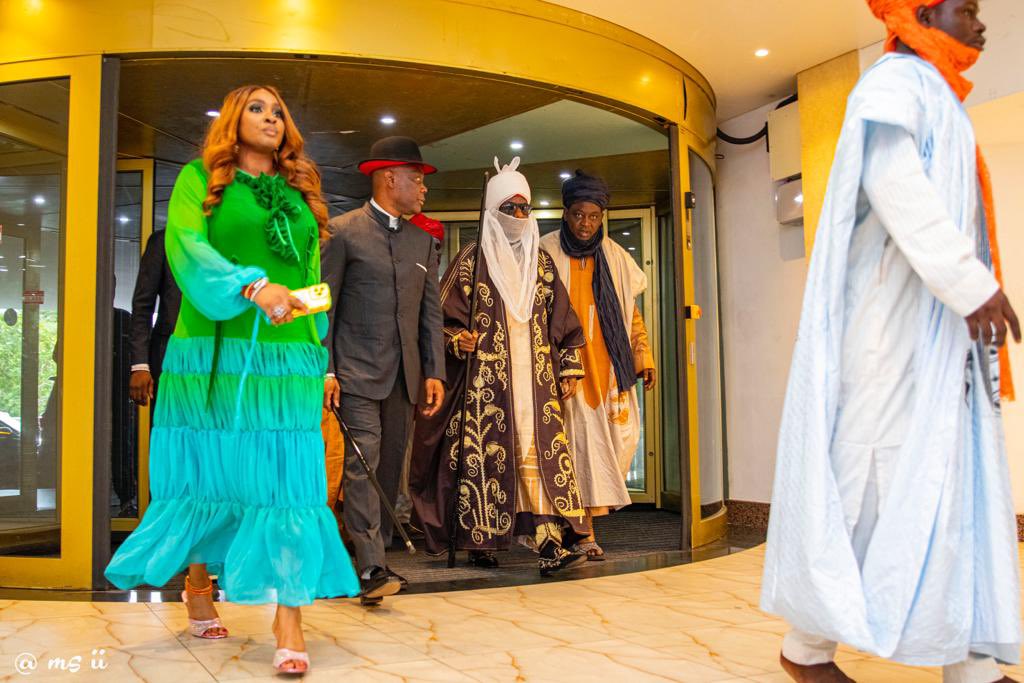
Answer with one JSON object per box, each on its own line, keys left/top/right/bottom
{"left": 200, "top": 84, "right": 329, "bottom": 236}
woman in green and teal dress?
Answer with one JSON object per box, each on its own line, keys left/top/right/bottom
{"left": 106, "top": 85, "right": 359, "bottom": 674}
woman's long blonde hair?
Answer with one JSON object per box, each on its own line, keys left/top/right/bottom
{"left": 200, "top": 84, "right": 328, "bottom": 235}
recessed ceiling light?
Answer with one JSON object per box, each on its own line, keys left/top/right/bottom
{"left": 559, "top": 172, "right": 572, "bottom": 180}
{"left": 628, "top": 247, "right": 636, "bottom": 251}
{"left": 206, "top": 110, "right": 220, "bottom": 117}
{"left": 380, "top": 115, "right": 396, "bottom": 125}
{"left": 118, "top": 216, "right": 129, "bottom": 224}
{"left": 17, "top": 223, "right": 25, "bottom": 227}
{"left": 33, "top": 195, "right": 45, "bottom": 205}
{"left": 509, "top": 141, "right": 524, "bottom": 151}
{"left": 539, "top": 200, "right": 550, "bottom": 207}
{"left": 622, "top": 231, "right": 630, "bottom": 236}
{"left": 755, "top": 48, "right": 770, "bottom": 58}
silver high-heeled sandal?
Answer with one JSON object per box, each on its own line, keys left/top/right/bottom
{"left": 273, "top": 648, "right": 310, "bottom": 674}
{"left": 181, "top": 575, "right": 228, "bottom": 639}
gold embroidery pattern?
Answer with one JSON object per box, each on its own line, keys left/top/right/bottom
{"left": 532, "top": 254, "right": 585, "bottom": 521}
{"left": 446, "top": 254, "right": 513, "bottom": 543}
{"left": 559, "top": 348, "right": 584, "bottom": 377}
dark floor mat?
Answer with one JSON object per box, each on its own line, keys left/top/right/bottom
{"left": 386, "top": 509, "right": 688, "bottom": 585}
{"left": 112, "top": 510, "right": 765, "bottom": 599}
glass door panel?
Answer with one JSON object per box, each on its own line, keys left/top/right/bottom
{"left": 657, "top": 211, "right": 683, "bottom": 508}
{"left": 0, "top": 56, "right": 104, "bottom": 589}
{"left": 688, "top": 150, "right": 727, "bottom": 529}
{"left": 0, "top": 78, "right": 69, "bottom": 558}
{"left": 110, "top": 159, "right": 154, "bottom": 531}
{"left": 605, "top": 211, "right": 657, "bottom": 502}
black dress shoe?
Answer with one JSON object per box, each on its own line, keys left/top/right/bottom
{"left": 360, "top": 595, "right": 383, "bottom": 607}
{"left": 468, "top": 550, "right": 500, "bottom": 568}
{"left": 537, "top": 540, "right": 587, "bottom": 577}
{"left": 359, "top": 567, "right": 401, "bottom": 602}
{"left": 384, "top": 566, "right": 408, "bottom": 591}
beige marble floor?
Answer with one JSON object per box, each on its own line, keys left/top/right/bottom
{"left": 1, "top": 545, "right": 1021, "bottom": 682}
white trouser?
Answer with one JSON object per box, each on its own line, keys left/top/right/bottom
{"left": 782, "top": 451, "right": 1004, "bottom": 682}
{"left": 782, "top": 630, "right": 1003, "bottom": 682}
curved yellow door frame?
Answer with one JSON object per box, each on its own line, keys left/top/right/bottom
{"left": 0, "top": 55, "right": 103, "bottom": 589}
{"left": 0, "top": 0, "right": 714, "bottom": 135}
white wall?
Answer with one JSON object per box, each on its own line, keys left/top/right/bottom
{"left": 716, "top": 73, "right": 1024, "bottom": 512}
{"left": 971, "top": 92, "right": 1024, "bottom": 513}
{"left": 716, "top": 101, "right": 807, "bottom": 503}
{"left": 857, "top": 0, "right": 1022, "bottom": 107}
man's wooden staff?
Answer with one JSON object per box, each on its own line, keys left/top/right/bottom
{"left": 447, "top": 171, "right": 489, "bottom": 569}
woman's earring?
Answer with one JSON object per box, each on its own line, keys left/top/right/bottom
{"left": 233, "top": 143, "right": 239, "bottom": 154}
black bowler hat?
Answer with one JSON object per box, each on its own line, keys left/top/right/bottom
{"left": 358, "top": 136, "right": 438, "bottom": 176}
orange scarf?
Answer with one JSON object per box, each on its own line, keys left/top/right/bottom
{"left": 868, "top": 0, "right": 1013, "bottom": 399}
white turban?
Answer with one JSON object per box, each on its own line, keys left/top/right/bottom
{"left": 479, "top": 157, "right": 539, "bottom": 323}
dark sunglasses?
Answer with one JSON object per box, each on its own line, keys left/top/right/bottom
{"left": 498, "top": 201, "right": 532, "bottom": 216}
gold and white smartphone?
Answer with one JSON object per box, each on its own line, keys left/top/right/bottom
{"left": 290, "top": 283, "right": 332, "bottom": 317}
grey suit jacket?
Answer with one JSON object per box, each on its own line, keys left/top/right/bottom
{"left": 322, "top": 202, "right": 445, "bottom": 402}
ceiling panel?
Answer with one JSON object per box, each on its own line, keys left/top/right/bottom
{"left": 117, "top": 57, "right": 669, "bottom": 214}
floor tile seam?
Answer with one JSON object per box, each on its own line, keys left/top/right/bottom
{"left": 299, "top": 621, "right": 441, "bottom": 666}
{"left": 635, "top": 628, "right": 784, "bottom": 677}
{"left": 143, "top": 601, "right": 192, "bottom": 642}
{"left": 528, "top": 596, "right": 753, "bottom": 634}
{"left": 0, "top": 607, "right": 168, "bottom": 628}
{"left": 383, "top": 628, "right": 613, "bottom": 659}
{"left": 423, "top": 639, "right": 693, "bottom": 680}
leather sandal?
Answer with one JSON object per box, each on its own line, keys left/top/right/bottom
{"left": 574, "top": 540, "right": 606, "bottom": 561}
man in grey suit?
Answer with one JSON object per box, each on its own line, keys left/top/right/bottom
{"left": 322, "top": 136, "right": 445, "bottom": 606}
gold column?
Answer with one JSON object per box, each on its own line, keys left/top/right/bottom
{"left": 797, "top": 50, "right": 861, "bottom": 256}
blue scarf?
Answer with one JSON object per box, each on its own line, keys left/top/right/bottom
{"left": 559, "top": 221, "right": 634, "bottom": 393}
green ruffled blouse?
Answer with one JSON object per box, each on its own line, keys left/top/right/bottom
{"left": 165, "top": 159, "right": 326, "bottom": 345}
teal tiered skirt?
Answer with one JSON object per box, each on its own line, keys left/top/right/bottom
{"left": 105, "top": 336, "right": 360, "bottom": 606}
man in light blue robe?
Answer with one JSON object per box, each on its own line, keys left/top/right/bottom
{"left": 761, "top": 1, "right": 1021, "bottom": 681}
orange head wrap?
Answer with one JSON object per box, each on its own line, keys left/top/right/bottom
{"left": 866, "top": 0, "right": 1014, "bottom": 399}
{"left": 867, "top": 0, "right": 980, "bottom": 100}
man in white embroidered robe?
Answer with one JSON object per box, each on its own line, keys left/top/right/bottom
{"left": 761, "top": 1, "right": 1021, "bottom": 682}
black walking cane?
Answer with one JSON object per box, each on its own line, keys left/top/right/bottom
{"left": 331, "top": 405, "right": 416, "bottom": 555}
{"left": 447, "top": 170, "right": 490, "bottom": 569}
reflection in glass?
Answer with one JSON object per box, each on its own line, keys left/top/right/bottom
{"left": 0, "top": 77, "right": 70, "bottom": 556}
{"left": 689, "top": 151, "right": 726, "bottom": 519}
{"left": 658, "top": 212, "right": 682, "bottom": 498}
{"left": 607, "top": 218, "right": 646, "bottom": 491}
{"left": 112, "top": 171, "right": 143, "bottom": 518}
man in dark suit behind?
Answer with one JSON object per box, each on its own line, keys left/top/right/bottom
{"left": 128, "top": 229, "right": 182, "bottom": 407}
{"left": 322, "top": 136, "right": 445, "bottom": 605}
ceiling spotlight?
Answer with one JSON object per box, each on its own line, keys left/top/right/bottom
{"left": 559, "top": 172, "right": 572, "bottom": 180}
{"left": 622, "top": 231, "right": 630, "bottom": 236}
{"left": 33, "top": 195, "right": 45, "bottom": 205}
{"left": 206, "top": 110, "right": 220, "bottom": 117}
{"left": 509, "top": 141, "right": 524, "bottom": 151}
{"left": 539, "top": 200, "right": 550, "bottom": 207}
{"left": 380, "top": 115, "right": 396, "bottom": 125}
{"left": 628, "top": 247, "right": 636, "bottom": 251}
{"left": 118, "top": 216, "right": 129, "bottom": 224}
{"left": 755, "top": 48, "right": 770, "bottom": 58}
{"left": 17, "top": 223, "right": 25, "bottom": 227}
